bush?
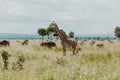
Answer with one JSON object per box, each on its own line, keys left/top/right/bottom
{"left": 1, "top": 50, "right": 11, "bottom": 69}
{"left": 21, "top": 40, "right": 29, "bottom": 45}
{"left": 90, "top": 40, "right": 95, "bottom": 46}
{"left": 55, "top": 57, "right": 68, "bottom": 66}
{"left": 96, "top": 43, "right": 104, "bottom": 48}
{"left": 12, "top": 55, "right": 25, "bottom": 70}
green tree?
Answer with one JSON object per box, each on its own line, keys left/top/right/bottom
{"left": 46, "top": 27, "right": 54, "bottom": 40}
{"left": 37, "top": 28, "right": 46, "bottom": 40}
{"left": 69, "top": 31, "right": 74, "bottom": 38}
{"left": 46, "top": 30, "right": 50, "bottom": 39}
{"left": 53, "top": 33, "right": 59, "bottom": 40}
{"left": 114, "top": 26, "right": 120, "bottom": 41}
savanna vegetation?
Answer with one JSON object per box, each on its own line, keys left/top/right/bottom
{"left": 0, "top": 40, "right": 120, "bottom": 80}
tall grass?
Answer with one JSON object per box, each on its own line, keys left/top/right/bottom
{"left": 0, "top": 40, "right": 120, "bottom": 80}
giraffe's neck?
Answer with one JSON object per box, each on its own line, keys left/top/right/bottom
{"left": 54, "top": 25, "right": 69, "bottom": 41}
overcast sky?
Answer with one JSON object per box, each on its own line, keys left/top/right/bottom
{"left": 0, "top": 0, "right": 120, "bottom": 34}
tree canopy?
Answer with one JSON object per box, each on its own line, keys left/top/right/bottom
{"left": 69, "top": 31, "right": 74, "bottom": 38}
{"left": 37, "top": 26, "right": 69, "bottom": 40}
{"left": 46, "top": 27, "right": 54, "bottom": 40}
{"left": 37, "top": 28, "right": 46, "bottom": 40}
{"left": 115, "top": 26, "right": 120, "bottom": 41}
{"left": 115, "top": 26, "right": 120, "bottom": 37}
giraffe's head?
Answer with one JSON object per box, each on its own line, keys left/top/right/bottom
{"left": 49, "top": 21, "right": 57, "bottom": 29}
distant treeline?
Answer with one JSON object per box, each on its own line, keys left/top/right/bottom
{"left": 0, "top": 33, "right": 116, "bottom": 40}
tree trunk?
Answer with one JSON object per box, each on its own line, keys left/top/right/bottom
{"left": 50, "top": 33, "right": 52, "bottom": 41}
{"left": 42, "top": 36, "right": 44, "bottom": 41}
{"left": 48, "top": 35, "right": 50, "bottom": 39}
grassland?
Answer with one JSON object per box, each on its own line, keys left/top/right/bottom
{"left": 0, "top": 40, "right": 120, "bottom": 80}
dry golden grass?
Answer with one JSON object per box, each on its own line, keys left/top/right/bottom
{"left": 0, "top": 40, "right": 120, "bottom": 80}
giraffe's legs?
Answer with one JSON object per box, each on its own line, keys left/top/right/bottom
{"left": 62, "top": 47, "right": 66, "bottom": 56}
{"left": 74, "top": 43, "right": 79, "bottom": 55}
{"left": 72, "top": 46, "right": 76, "bottom": 56}
{"left": 76, "top": 46, "right": 79, "bottom": 54}
{"left": 73, "top": 45, "right": 79, "bottom": 56}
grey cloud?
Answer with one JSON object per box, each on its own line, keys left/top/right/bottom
{"left": 0, "top": 0, "right": 120, "bottom": 34}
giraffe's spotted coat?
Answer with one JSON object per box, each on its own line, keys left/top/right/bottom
{"left": 49, "top": 21, "right": 78, "bottom": 56}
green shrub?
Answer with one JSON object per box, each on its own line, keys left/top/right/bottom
{"left": 1, "top": 50, "right": 11, "bottom": 69}
{"left": 55, "top": 57, "right": 68, "bottom": 66}
{"left": 21, "top": 40, "right": 29, "bottom": 45}
{"left": 96, "top": 43, "right": 104, "bottom": 48}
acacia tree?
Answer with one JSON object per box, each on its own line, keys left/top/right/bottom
{"left": 114, "top": 26, "right": 120, "bottom": 41}
{"left": 37, "top": 28, "right": 46, "bottom": 40}
{"left": 46, "top": 27, "right": 54, "bottom": 40}
{"left": 69, "top": 31, "right": 74, "bottom": 38}
{"left": 46, "top": 30, "right": 50, "bottom": 39}
{"left": 53, "top": 33, "right": 59, "bottom": 40}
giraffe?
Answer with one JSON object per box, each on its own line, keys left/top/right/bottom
{"left": 49, "top": 21, "right": 78, "bottom": 56}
